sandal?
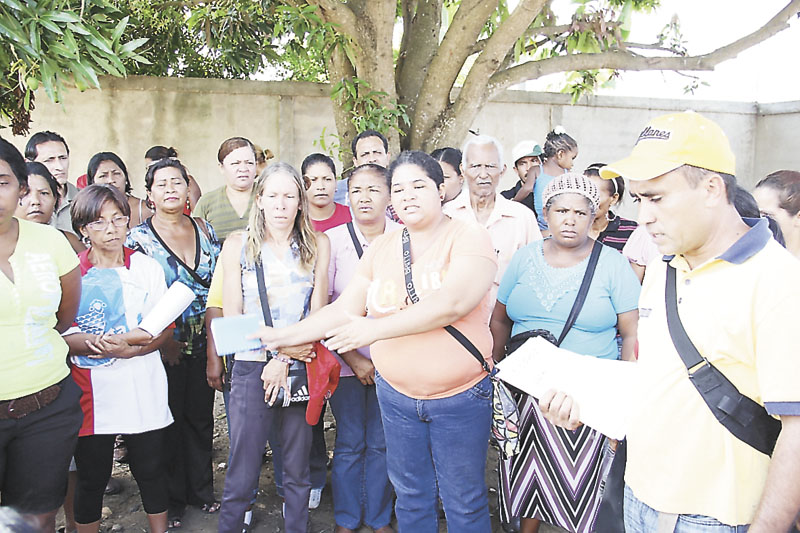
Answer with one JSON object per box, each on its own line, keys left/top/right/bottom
{"left": 199, "top": 501, "right": 221, "bottom": 514}
{"left": 167, "top": 510, "right": 183, "bottom": 530}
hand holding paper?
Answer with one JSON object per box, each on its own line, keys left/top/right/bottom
{"left": 495, "top": 336, "right": 638, "bottom": 440}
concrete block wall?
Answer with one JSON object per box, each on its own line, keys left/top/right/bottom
{"left": 6, "top": 76, "right": 797, "bottom": 206}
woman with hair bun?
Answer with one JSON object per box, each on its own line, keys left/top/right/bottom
{"left": 533, "top": 128, "right": 578, "bottom": 233}
{"left": 430, "top": 147, "right": 464, "bottom": 204}
{"left": 127, "top": 158, "right": 221, "bottom": 529}
{"left": 754, "top": 170, "right": 800, "bottom": 258}
{"left": 583, "top": 163, "right": 638, "bottom": 251}
{"left": 145, "top": 146, "right": 202, "bottom": 213}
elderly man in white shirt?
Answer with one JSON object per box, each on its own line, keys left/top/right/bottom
{"left": 443, "top": 135, "right": 542, "bottom": 298}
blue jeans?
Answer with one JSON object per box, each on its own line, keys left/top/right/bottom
{"left": 624, "top": 485, "right": 750, "bottom": 532}
{"left": 375, "top": 371, "right": 492, "bottom": 533}
{"left": 328, "top": 376, "right": 393, "bottom": 529}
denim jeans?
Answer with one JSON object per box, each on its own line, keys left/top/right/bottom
{"left": 624, "top": 485, "right": 750, "bottom": 532}
{"left": 328, "top": 376, "right": 393, "bottom": 529}
{"left": 375, "top": 371, "right": 492, "bottom": 533}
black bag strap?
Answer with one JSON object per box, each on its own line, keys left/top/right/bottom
{"left": 400, "top": 228, "right": 492, "bottom": 374}
{"left": 556, "top": 239, "right": 602, "bottom": 347}
{"left": 665, "top": 264, "right": 780, "bottom": 456}
{"left": 254, "top": 255, "right": 273, "bottom": 328}
{"left": 346, "top": 221, "right": 364, "bottom": 259}
{"left": 145, "top": 216, "right": 210, "bottom": 288}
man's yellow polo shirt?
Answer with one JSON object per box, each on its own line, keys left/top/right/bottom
{"left": 626, "top": 219, "right": 800, "bottom": 526}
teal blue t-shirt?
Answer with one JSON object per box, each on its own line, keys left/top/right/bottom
{"left": 498, "top": 240, "right": 640, "bottom": 360}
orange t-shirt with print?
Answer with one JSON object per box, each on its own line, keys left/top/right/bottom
{"left": 356, "top": 218, "right": 497, "bottom": 399}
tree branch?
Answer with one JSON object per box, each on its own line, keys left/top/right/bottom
{"left": 446, "top": 0, "right": 547, "bottom": 140}
{"left": 396, "top": 0, "right": 442, "bottom": 134}
{"left": 624, "top": 41, "right": 674, "bottom": 52}
{"left": 407, "top": 0, "right": 501, "bottom": 148}
{"left": 306, "top": 0, "right": 359, "bottom": 44}
{"left": 488, "top": 0, "right": 800, "bottom": 97}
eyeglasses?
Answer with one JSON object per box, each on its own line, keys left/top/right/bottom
{"left": 86, "top": 216, "right": 129, "bottom": 231}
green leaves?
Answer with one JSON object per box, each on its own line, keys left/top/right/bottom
{"left": 0, "top": 0, "right": 149, "bottom": 134}
{"left": 331, "top": 77, "right": 410, "bottom": 149}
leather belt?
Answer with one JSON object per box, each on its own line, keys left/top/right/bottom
{"left": 0, "top": 383, "right": 62, "bottom": 420}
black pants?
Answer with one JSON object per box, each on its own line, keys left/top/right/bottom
{"left": 164, "top": 353, "right": 216, "bottom": 513}
{"left": 74, "top": 428, "right": 168, "bottom": 523}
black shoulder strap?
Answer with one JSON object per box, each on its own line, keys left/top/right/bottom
{"left": 346, "top": 221, "right": 364, "bottom": 259}
{"left": 146, "top": 216, "right": 210, "bottom": 289}
{"left": 556, "top": 240, "right": 603, "bottom": 346}
{"left": 665, "top": 264, "right": 780, "bottom": 456}
{"left": 400, "top": 228, "right": 492, "bottom": 374}
{"left": 255, "top": 256, "right": 273, "bottom": 327}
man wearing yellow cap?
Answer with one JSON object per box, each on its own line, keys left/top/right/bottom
{"left": 542, "top": 111, "right": 800, "bottom": 532}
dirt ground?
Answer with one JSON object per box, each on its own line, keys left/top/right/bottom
{"left": 57, "top": 393, "right": 565, "bottom": 533}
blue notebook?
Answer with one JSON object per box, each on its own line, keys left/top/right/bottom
{"left": 210, "top": 314, "right": 265, "bottom": 356}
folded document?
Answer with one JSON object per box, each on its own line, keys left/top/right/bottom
{"left": 495, "top": 336, "right": 638, "bottom": 440}
{"left": 210, "top": 314, "right": 264, "bottom": 356}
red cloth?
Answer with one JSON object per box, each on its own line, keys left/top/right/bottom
{"left": 310, "top": 203, "right": 351, "bottom": 232}
{"left": 305, "top": 343, "right": 341, "bottom": 425}
{"left": 76, "top": 174, "right": 87, "bottom": 189}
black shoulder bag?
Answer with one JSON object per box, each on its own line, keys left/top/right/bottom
{"left": 665, "top": 264, "right": 781, "bottom": 456}
{"left": 255, "top": 258, "right": 309, "bottom": 408}
{"left": 399, "top": 227, "right": 522, "bottom": 459}
{"left": 594, "top": 262, "right": 783, "bottom": 533}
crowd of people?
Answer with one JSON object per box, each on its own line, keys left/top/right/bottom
{"left": 2, "top": 110, "right": 800, "bottom": 533}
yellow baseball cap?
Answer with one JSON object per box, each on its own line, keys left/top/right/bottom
{"left": 600, "top": 111, "right": 736, "bottom": 181}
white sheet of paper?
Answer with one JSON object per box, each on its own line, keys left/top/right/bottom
{"left": 495, "top": 336, "right": 638, "bottom": 440}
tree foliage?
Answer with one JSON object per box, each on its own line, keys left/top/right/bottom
{"left": 0, "top": 0, "right": 149, "bottom": 134}
{"left": 3, "top": 0, "right": 798, "bottom": 155}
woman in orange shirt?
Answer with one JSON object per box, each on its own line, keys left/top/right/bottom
{"left": 252, "top": 151, "right": 497, "bottom": 532}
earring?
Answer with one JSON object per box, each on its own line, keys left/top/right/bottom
{"left": 81, "top": 234, "right": 91, "bottom": 246}
{"left": 606, "top": 210, "right": 615, "bottom": 222}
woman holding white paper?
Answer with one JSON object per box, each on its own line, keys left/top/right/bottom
{"left": 127, "top": 158, "right": 222, "bottom": 528}
{"left": 490, "top": 173, "right": 639, "bottom": 533}
{"left": 217, "top": 162, "right": 330, "bottom": 533}
{"left": 64, "top": 184, "right": 174, "bottom": 533}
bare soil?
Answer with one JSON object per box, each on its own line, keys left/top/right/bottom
{"left": 57, "top": 393, "right": 564, "bottom": 533}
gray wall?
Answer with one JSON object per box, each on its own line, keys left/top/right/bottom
{"left": 7, "top": 76, "right": 797, "bottom": 202}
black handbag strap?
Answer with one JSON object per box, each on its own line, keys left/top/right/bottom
{"left": 665, "top": 264, "right": 780, "bottom": 456}
{"left": 145, "top": 216, "right": 211, "bottom": 289}
{"left": 556, "top": 239, "right": 602, "bottom": 347}
{"left": 400, "top": 228, "right": 492, "bottom": 374}
{"left": 254, "top": 256, "right": 273, "bottom": 328}
{"left": 346, "top": 222, "right": 364, "bottom": 259}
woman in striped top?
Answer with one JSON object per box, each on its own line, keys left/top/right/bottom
{"left": 584, "top": 163, "right": 637, "bottom": 251}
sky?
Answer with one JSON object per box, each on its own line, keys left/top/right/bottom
{"left": 523, "top": 0, "right": 800, "bottom": 103}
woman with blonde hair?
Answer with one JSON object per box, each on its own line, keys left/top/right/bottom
{"left": 217, "top": 162, "right": 330, "bottom": 533}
